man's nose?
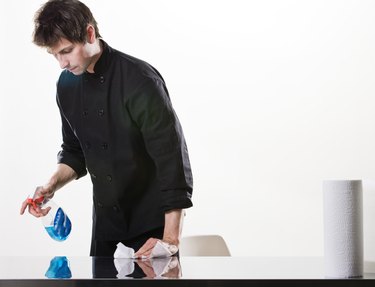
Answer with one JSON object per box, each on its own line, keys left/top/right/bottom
{"left": 57, "top": 55, "right": 69, "bottom": 69}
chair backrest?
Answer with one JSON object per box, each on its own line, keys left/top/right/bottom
{"left": 179, "top": 235, "right": 231, "bottom": 256}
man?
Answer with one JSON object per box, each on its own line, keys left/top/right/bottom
{"left": 20, "top": 0, "right": 193, "bottom": 258}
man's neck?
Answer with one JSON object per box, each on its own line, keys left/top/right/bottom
{"left": 86, "top": 40, "right": 103, "bottom": 74}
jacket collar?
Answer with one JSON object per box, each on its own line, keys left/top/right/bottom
{"left": 88, "top": 39, "right": 112, "bottom": 76}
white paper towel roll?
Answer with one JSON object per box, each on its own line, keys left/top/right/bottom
{"left": 323, "top": 180, "right": 363, "bottom": 278}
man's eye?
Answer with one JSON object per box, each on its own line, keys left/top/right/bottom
{"left": 62, "top": 49, "right": 72, "bottom": 54}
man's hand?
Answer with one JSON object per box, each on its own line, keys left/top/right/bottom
{"left": 19, "top": 198, "right": 51, "bottom": 217}
{"left": 134, "top": 237, "right": 160, "bottom": 258}
{"left": 134, "top": 238, "right": 178, "bottom": 258}
{"left": 20, "top": 185, "right": 55, "bottom": 217}
{"left": 134, "top": 209, "right": 184, "bottom": 258}
{"left": 20, "top": 163, "right": 77, "bottom": 217}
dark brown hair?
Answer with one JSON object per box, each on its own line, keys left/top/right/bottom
{"left": 33, "top": 0, "right": 101, "bottom": 47}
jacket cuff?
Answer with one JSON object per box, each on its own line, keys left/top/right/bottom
{"left": 161, "top": 189, "right": 193, "bottom": 212}
{"left": 57, "top": 151, "right": 87, "bottom": 179}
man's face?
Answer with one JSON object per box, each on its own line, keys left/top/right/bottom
{"left": 48, "top": 38, "right": 93, "bottom": 75}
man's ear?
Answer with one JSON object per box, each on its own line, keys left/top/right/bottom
{"left": 86, "top": 25, "right": 96, "bottom": 44}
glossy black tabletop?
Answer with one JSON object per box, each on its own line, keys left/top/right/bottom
{"left": 0, "top": 256, "right": 374, "bottom": 286}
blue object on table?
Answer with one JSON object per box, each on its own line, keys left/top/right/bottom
{"left": 45, "top": 256, "right": 72, "bottom": 279}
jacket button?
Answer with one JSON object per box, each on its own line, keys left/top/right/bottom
{"left": 98, "top": 202, "right": 103, "bottom": 208}
{"left": 98, "top": 109, "right": 104, "bottom": 116}
{"left": 113, "top": 206, "right": 118, "bottom": 212}
{"left": 100, "top": 76, "right": 105, "bottom": 83}
{"left": 83, "top": 110, "right": 88, "bottom": 116}
{"left": 91, "top": 173, "right": 97, "bottom": 179}
{"left": 106, "top": 175, "right": 112, "bottom": 182}
{"left": 101, "top": 143, "right": 108, "bottom": 150}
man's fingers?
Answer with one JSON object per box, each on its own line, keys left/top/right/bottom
{"left": 134, "top": 238, "right": 158, "bottom": 257}
{"left": 41, "top": 206, "right": 51, "bottom": 216}
{"left": 29, "top": 205, "right": 43, "bottom": 217}
{"left": 20, "top": 200, "right": 29, "bottom": 215}
{"left": 28, "top": 206, "right": 40, "bottom": 217}
{"left": 139, "top": 249, "right": 153, "bottom": 258}
{"left": 24, "top": 203, "right": 50, "bottom": 218}
{"left": 21, "top": 191, "right": 52, "bottom": 217}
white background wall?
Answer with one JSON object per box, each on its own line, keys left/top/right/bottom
{"left": 1, "top": 0, "right": 374, "bottom": 260}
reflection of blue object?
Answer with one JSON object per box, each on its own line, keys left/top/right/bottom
{"left": 44, "top": 208, "right": 72, "bottom": 241}
{"left": 45, "top": 256, "right": 72, "bottom": 279}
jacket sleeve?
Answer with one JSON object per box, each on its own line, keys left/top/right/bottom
{"left": 127, "top": 78, "right": 193, "bottom": 211}
{"left": 56, "top": 95, "right": 87, "bottom": 179}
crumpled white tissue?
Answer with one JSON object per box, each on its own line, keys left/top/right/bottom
{"left": 113, "top": 242, "right": 135, "bottom": 259}
{"left": 150, "top": 240, "right": 178, "bottom": 258}
{"left": 113, "top": 240, "right": 178, "bottom": 259}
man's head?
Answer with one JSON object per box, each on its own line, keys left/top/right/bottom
{"left": 33, "top": 0, "right": 103, "bottom": 75}
{"left": 33, "top": 0, "right": 101, "bottom": 48}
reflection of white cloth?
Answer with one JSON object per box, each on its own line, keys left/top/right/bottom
{"left": 152, "top": 257, "right": 180, "bottom": 278}
{"left": 114, "top": 257, "right": 180, "bottom": 279}
{"left": 152, "top": 257, "right": 173, "bottom": 277}
{"left": 114, "top": 258, "right": 134, "bottom": 279}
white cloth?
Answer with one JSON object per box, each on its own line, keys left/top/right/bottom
{"left": 113, "top": 242, "right": 135, "bottom": 259}
{"left": 113, "top": 240, "right": 178, "bottom": 259}
{"left": 150, "top": 240, "right": 178, "bottom": 258}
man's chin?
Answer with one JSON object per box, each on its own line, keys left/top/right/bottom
{"left": 69, "top": 69, "right": 84, "bottom": 76}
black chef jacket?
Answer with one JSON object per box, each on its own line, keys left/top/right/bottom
{"left": 56, "top": 40, "right": 193, "bottom": 241}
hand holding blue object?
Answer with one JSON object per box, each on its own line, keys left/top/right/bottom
{"left": 21, "top": 187, "right": 72, "bottom": 241}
